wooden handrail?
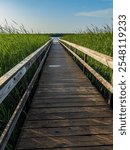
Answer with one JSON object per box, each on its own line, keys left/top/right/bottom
{"left": 60, "top": 39, "right": 113, "bottom": 69}
{"left": 0, "top": 40, "right": 52, "bottom": 104}
{"left": 60, "top": 40, "right": 113, "bottom": 93}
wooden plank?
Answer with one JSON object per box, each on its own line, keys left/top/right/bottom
{"left": 19, "top": 146, "right": 112, "bottom": 150}
{"left": 27, "top": 112, "right": 112, "bottom": 121}
{"left": 28, "top": 106, "right": 112, "bottom": 114}
{"left": 30, "top": 101, "right": 107, "bottom": 108}
{"left": 33, "top": 94, "right": 102, "bottom": 99}
{"left": 60, "top": 39, "right": 113, "bottom": 69}
{"left": 36, "top": 87, "right": 98, "bottom": 93}
{"left": 20, "top": 127, "right": 90, "bottom": 138}
{"left": 37, "top": 79, "right": 90, "bottom": 84}
{"left": 16, "top": 134, "right": 112, "bottom": 149}
{"left": 20, "top": 126, "right": 112, "bottom": 138}
{"left": 35, "top": 91, "right": 99, "bottom": 95}
{"left": 23, "top": 118, "right": 112, "bottom": 128}
{"left": 32, "top": 97, "right": 106, "bottom": 104}
{"left": 36, "top": 88, "right": 99, "bottom": 93}
{"left": 35, "top": 93, "right": 101, "bottom": 98}
{"left": 38, "top": 84, "right": 93, "bottom": 88}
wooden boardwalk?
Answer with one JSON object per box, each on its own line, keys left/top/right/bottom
{"left": 16, "top": 40, "right": 113, "bottom": 150}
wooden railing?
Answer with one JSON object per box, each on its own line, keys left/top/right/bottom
{"left": 0, "top": 40, "right": 52, "bottom": 150}
{"left": 59, "top": 39, "right": 113, "bottom": 94}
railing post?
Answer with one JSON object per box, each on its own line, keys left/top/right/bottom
{"left": 108, "top": 75, "right": 113, "bottom": 108}
{"left": 83, "top": 54, "right": 87, "bottom": 73}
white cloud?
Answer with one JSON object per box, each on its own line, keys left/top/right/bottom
{"left": 75, "top": 8, "right": 113, "bottom": 18}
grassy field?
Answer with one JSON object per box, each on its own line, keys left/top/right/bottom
{"left": 62, "top": 26, "right": 113, "bottom": 98}
{"left": 63, "top": 26, "right": 112, "bottom": 56}
{"left": 0, "top": 34, "right": 49, "bottom": 76}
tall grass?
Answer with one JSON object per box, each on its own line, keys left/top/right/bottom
{"left": 63, "top": 25, "right": 113, "bottom": 56}
{"left": 62, "top": 25, "right": 113, "bottom": 99}
{"left": 0, "top": 34, "right": 49, "bottom": 76}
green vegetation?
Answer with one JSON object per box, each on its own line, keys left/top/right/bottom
{"left": 0, "top": 34, "right": 49, "bottom": 76}
{"left": 63, "top": 25, "right": 113, "bottom": 56}
{"left": 62, "top": 25, "right": 113, "bottom": 99}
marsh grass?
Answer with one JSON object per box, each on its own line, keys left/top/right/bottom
{"left": 63, "top": 25, "right": 113, "bottom": 56}
{"left": 0, "top": 34, "right": 49, "bottom": 76}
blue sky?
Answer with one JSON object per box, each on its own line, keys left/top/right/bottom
{"left": 0, "top": 0, "right": 113, "bottom": 33}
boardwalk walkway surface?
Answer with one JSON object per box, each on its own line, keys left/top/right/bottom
{"left": 16, "top": 40, "right": 113, "bottom": 150}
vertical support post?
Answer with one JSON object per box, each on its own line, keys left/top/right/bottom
{"left": 108, "top": 75, "right": 113, "bottom": 108}
{"left": 75, "top": 49, "right": 78, "bottom": 62}
{"left": 73, "top": 48, "right": 76, "bottom": 61}
{"left": 83, "top": 54, "right": 87, "bottom": 73}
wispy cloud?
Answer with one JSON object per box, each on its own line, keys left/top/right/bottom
{"left": 75, "top": 8, "right": 113, "bottom": 18}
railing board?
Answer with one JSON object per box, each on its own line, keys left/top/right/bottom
{"left": 60, "top": 39, "right": 113, "bottom": 69}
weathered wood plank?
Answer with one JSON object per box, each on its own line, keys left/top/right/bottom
{"left": 27, "top": 111, "right": 112, "bottom": 121}
{"left": 20, "top": 146, "right": 112, "bottom": 150}
{"left": 37, "top": 86, "right": 96, "bottom": 90}
{"left": 27, "top": 112, "right": 112, "bottom": 121}
{"left": 23, "top": 118, "right": 112, "bottom": 128}
{"left": 32, "top": 98, "right": 106, "bottom": 104}
{"left": 35, "top": 90, "right": 99, "bottom": 95}
{"left": 23, "top": 146, "right": 113, "bottom": 150}
{"left": 20, "top": 126, "right": 112, "bottom": 138}
{"left": 33, "top": 94, "right": 102, "bottom": 99}
{"left": 30, "top": 101, "right": 107, "bottom": 108}
{"left": 16, "top": 135, "right": 112, "bottom": 149}
{"left": 28, "top": 106, "right": 112, "bottom": 114}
